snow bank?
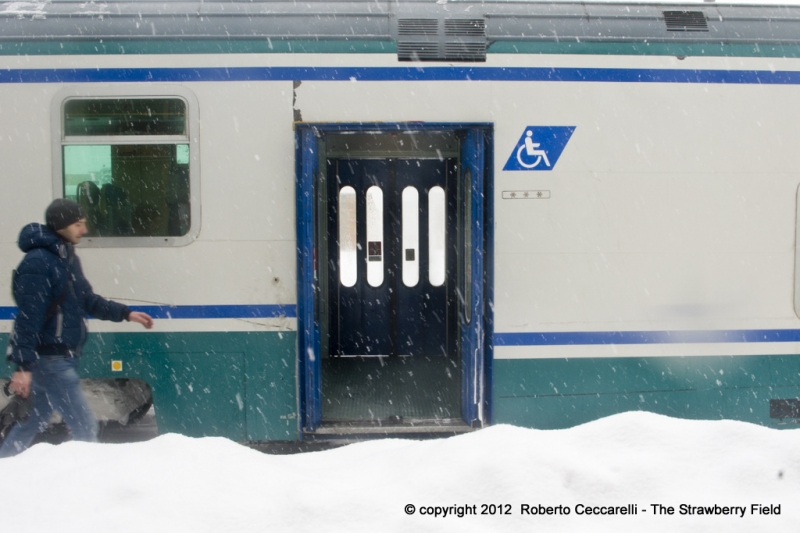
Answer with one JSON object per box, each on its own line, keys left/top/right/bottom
{"left": 1, "top": 412, "right": 798, "bottom": 532}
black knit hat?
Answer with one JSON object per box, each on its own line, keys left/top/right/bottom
{"left": 45, "top": 198, "right": 85, "bottom": 231}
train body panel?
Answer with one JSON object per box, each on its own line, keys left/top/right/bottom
{"left": 3, "top": 1, "right": 800, "bottom": 439}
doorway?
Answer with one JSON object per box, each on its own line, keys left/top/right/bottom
{"left": 296, "top": 124, "right": 492, "bottom": 434}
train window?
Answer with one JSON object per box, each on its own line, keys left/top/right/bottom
{"left": 339, "top": 186, "right": 357, "bottom": 288}
{"left": 429, "top": 186, "right": 446, "bottom": 287}
{"left": 63, "top": 144, "right": 190, "bottom": 238}
{"left": 402, "top": 186, "right": 420, "bottom": 287}
{"left": 366, "top": 186, "right": 384, "bottom": 287}
{"left": 64, "top": 99, "right": 186, "bottom": 137}
{"left": 54, "top": 88, "right": 199, "bottom": 247}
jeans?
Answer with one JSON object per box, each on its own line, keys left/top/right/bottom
{"left": 0, "top": 356, "right": 97, "bottom": 458}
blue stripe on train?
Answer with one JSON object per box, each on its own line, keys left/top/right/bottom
{"left": 493, "top": 329, "right": 800, "bottom": 346}
{"left": 2, "top": 303, "right": 799, "bottom": 346}
{"left": 2, "top": 67, "right": 800, "bottom": 85}
{"left": 0, "top": 304, "right": 297, "bottom": 320}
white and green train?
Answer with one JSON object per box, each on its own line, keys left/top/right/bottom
{"left": 2, "top": 0, "right": 800, "bottom": 441}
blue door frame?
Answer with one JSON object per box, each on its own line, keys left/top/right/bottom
{"left": 296, "top": 126, "right": 322, "bottom": 431}
{"left": 460, "top": 127, "right": 487, "bottom": 426}
{"left": 296, "top": 123, "right": 493, "bottom": 433}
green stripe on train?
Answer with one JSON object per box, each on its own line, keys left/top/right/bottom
{"left": 0, "top": 40, "right": 397, "bottom": 55}
{"left": 0, "top": 331, "right": 298, "bottom": 441}
{"left": 493, "top": 355, "right": 800, "bottom": 430}
{"left": 2, "top": 40, "right": 800, "bottom": 58}
{"left": 488, "top": 42, "right": 800, "bottom": 58}
{"left": 4, "top": 330, "right": 800, "bottom": 437}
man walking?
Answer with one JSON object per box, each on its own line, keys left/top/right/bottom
{"left": 1, "top": 199, "right": 153, "bottom": 458}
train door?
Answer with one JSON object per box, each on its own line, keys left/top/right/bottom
{"left": 296, "top": 124, "right": 492, "bottom": 435}
{"left": 327, "top": 157, "right": 454, "bottom": 359}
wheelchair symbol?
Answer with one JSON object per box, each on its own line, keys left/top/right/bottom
{"left": 517, "top": 131, "right": 551, "bottom": 169}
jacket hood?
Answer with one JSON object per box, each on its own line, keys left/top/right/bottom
{"left": 18, "top": 222, "right": 65, "bottom": 255}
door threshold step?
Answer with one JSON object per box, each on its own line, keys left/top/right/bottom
{"left": 307, "top": 418, "right": 476, "bottom": 438}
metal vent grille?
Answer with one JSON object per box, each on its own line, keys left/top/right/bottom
{"left": 445, "top": 42, "right": 486, "bottom": 61}
{"left": 444, "top": 19, "right": 486, "bottom": 37}
{"left": 398, "top": 19, "right": 438, "bottom": 35}
{"left": 397, "top": 42, "right": 440, "bottom": 61}
{"left": 663, "top": 11, "right": 709, "bottom": 32}
{"left": 395, "top": 17, "right": 486, "bottom": 62}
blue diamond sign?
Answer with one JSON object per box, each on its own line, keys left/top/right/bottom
{"left": 503, "top": 126, "right": 576, "bottom": 171}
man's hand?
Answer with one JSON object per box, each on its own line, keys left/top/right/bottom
{"left": 128, "top": 311, "right": 154, "bottom": 329}
{"left": 9, "top": 371, "right": 32, "bottom": 399}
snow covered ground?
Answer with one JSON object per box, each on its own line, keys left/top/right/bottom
{"left": 1, "top": 412, "right": 798, "bottom": 532}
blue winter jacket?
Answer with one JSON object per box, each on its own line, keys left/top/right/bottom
{"left": 6, "top": 223, "right": 131, "bottom": 371}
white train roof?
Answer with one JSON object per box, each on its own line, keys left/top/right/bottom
{"left": 2, "top": 1, "right": 800, "bottom": 60}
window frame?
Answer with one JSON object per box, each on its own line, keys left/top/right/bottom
{"left": 338, "top": 185, "right": 358, "bottom": 288}
{"left": 428, "top": 185, "right": 446, "bottom": 287}
{"left": 51, "top": 85, "right": 200, "bottom": 247}
{"left": 401, "top": 186, "right": 420, "bottom": 288}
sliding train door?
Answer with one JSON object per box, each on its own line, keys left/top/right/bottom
{"left": 327, "top": 158, "right": 455, "bottom": 359}
{"left": 297, "top": 124, "right": 491, "bottom": 433}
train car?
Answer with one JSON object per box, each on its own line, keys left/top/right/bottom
{"left": 2, "top": 0, "right": 800, "bottom": 442}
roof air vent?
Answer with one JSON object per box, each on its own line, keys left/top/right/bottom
{"left": 445, "top": 42, "right": 486, "bottom": 61}
{"left": 444, "top": 19, "right": 486, "bottom": 37}
{"left": 663, "top": 11, "right": 709, "bottom": 32}
{"left": 397, "top": 42, "right": 440, "bottom": 61}
{"left": 398, "top": 19, "right": 438, "bottom": 36}
{"left": 396, "top": 17, "right": 486, "bottom": 62}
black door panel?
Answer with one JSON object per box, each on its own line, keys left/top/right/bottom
{"left": 328, "top": 158, "right": 456, "bottom": 357}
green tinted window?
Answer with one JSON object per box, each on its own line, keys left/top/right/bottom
{"left": 61, "top": 97, "right": 191, "bottom": 238}
{"left": 64, "top": 98, "right": 186, "bottom": 136}
{"left": 64, "top": 144, "right": 190, "bottom": 237}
